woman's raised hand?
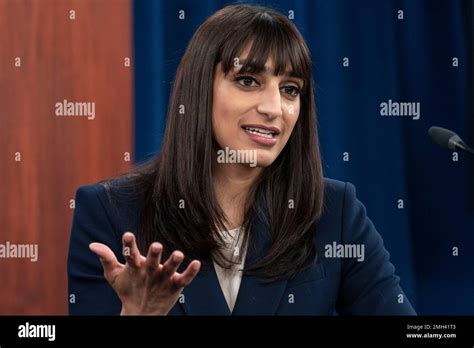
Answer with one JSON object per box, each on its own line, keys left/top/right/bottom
{"left": 89, "top": 232, "right": 201, "bottom": 315}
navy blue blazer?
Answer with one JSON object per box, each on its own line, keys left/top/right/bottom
{"left": 67, "top": 177, "right": 416, "bottom": 315}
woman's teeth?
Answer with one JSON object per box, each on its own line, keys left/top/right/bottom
{"left": 244, "top": 127, "right": 275, "bottom": 138}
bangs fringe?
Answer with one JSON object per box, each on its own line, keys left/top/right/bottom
{"left": 218, "top": 11, "right": 311, "bottom": 88}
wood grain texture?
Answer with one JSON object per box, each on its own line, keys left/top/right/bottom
{"left": 0, "top": 0, "right": 133, "bottom": 314}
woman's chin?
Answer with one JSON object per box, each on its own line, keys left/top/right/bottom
{"left": 255, "top": 155, "right": 277, "bottom": 168}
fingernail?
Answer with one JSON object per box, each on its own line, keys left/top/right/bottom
{"left": 173, "top": 252, "right": 182, "bottom": 262}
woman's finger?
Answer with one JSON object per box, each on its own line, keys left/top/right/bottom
{"left": 122, "top": 232, "right": 142, "bottom": 268}
{"left": 172, "top": 260, "right": 201, "bottom": 288}
{"left": 145, "top": 242, "right": 162, "bottom": 279}
{"left": 160, "top": 250, "right": 184, "bottom": 279}
{"left": 89, "top": 242, "right": 121, "bottom": 277}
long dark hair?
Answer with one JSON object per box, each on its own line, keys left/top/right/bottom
{"left": 108, "top": 4, "right": 324, "bottom": 282}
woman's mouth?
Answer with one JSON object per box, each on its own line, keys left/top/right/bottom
{"left": 242, "top": 125, "right": 279, "bottom": 146}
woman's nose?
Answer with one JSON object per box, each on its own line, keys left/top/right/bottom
{"left": 256, "top": 85, "right": 283, "bottom": 119}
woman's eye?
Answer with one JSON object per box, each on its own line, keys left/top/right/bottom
{"left": 282, "top": 86, "right": 301, "bottom": 97}
{"left": 235, "top": 76, "right": 259, "bottom": 87}
{"left": 235, "top": 76, "right": 301, "bottom": 97}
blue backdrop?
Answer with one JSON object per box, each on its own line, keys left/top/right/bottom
{"left": 133, "top": 0, "right": 474, "bottom": 314}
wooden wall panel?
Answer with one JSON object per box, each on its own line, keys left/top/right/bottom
{"left": 0, "top": 0, "right": 133, "bottom": 314}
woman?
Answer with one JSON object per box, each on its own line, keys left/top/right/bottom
{"left": 67, "top": 4, "right": 416, "bottom": 316}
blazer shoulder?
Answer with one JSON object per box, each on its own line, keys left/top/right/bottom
{"left": 318, "top": 178, "right": 364, "bottom": 240}
{"left": 323, "top": 176, "right": 346, "bottom": 189}
{"left": 321, "top": 177, "right": 347, "bottom": 219}
{"left": 323, "top": 177, "right": 346, "bottom": 197}
{"left": 74, "top": 176, "right": 145, "bottom": 234}
{"left": 322, "top": 177, "right": 362, "bottom": 213}
{"left": 74, "top": 181, "right": 107, "bottom": 202}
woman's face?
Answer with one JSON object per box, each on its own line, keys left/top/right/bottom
{"left": 212, "top": 45, "right": 303, "bottom": 168}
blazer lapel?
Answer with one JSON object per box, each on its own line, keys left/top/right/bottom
{"left": 179, "top": 194, "right": 288, "bottom": 315}
{"left": 231, "top": 207, "right": 288, "bottom": 315}
{"left": 179, "top": 256, "right": 232, "bottom": 315}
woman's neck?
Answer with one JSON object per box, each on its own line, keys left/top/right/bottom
{"left": 213, "top": 162, "right": 262, "bottom": 230}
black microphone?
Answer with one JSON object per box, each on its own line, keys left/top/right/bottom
{"left": 428, "top": 126, "right": 474, "bottom": 155}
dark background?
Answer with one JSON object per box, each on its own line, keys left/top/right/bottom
{"left": 469, "top": 0, "right": 474, "bottom": 208}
